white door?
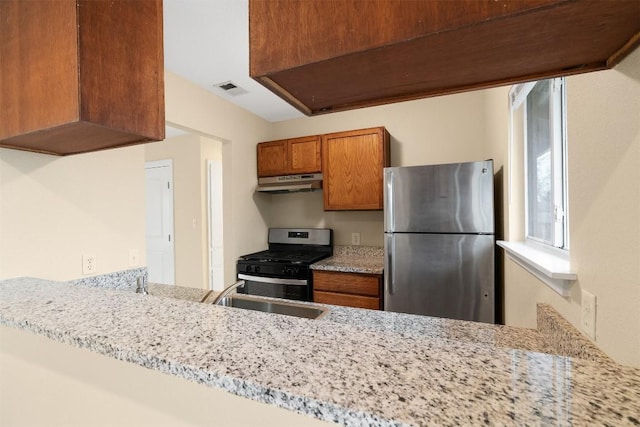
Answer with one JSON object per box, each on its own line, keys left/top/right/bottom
{"left": 145, "top": 160, "right": 175, "bottom": 285}
{"left": 208, "top": 159, "right": 224, "bottom": 290}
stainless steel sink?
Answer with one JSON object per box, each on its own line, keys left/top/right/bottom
{"left": 216, "top": 294, "right": 329, "bottom": 320}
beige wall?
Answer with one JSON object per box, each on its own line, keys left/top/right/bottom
{"left": 483, "top": 86, "right": 511, "bottom": 241}
{"left": 0, "top": 145, "right": 146, "bottom": 281}
{"left": 496, "top": 49, "right": 640, "bottom": 367}
{"left": 268, "top": 91, "right": 491, "bottom": 246}
{"left": 567, "top": 50, "right": 640, "bottom": 366}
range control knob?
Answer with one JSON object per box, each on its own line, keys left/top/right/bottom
{"left": 254, "top": 265, "right": 260, "bottom": 273}
{"left": 283, "top": 267, "right": 298, "bottom": 277}
{"left": 245, "top": 265, "right": 253, "bottom": 273}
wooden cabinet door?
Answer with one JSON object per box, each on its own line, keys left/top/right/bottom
{"left": 313, "top": 270, "right": 382, "bottom": 310}
{"left": 313, "top": 291, "right": 381, "bottom": 310}
{"left": 0, "top": 0, "right": 79, "bottom": 143}
{"left": 322, "top": 127, "right": 390, "bottom": 210}
{"left": 257, "top": 140, "right": 288, "bottom": 177}
{"left": 0, "top": 0, "right": 164, "bottom": 155}
{"left": 314, "top": 271, "right": 380, "bottom": 296}
{"left": 288, "top": 136, "right": 321, "bottom": 175}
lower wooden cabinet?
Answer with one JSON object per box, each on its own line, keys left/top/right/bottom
{"left": 313, "top": 270, "right": 382, "bottom": 310}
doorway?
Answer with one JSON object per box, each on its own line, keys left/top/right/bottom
{"left": 145, "top": 160, "right": 175, "bottom": 285}
{"left": 207, "top": 159, "right": 224, "bottom": 291}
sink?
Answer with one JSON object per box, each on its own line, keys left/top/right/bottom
{"left": 216, "top": 294, "right": 329, "bottom": 320}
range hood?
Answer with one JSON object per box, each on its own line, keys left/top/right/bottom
{"left": 256, "top": 173, "right": 323, "bottom": 194}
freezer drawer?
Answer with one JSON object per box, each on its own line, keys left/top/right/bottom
{"left": 384, "top": 233, "right": 495, "bottom": 323}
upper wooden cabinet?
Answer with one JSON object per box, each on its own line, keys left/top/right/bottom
{"left": 0, "top": 0, "right": 165, "bottom": 155}
{"left": 249, "top": 0, "right": 640, "bottom": 116}
{"left": 322, "top": 127, "right": 390, "bottom": 211}
{"left": 257, "top": 140, "right": 288, "bottom": 177}
{"left": 257, "top": 135, "right": 322, "bottom": 177}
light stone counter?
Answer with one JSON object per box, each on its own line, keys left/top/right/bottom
{"left": 311, "top": 245, "right": 384, "bottom": 274}
{"left": 1, "top": 276, "right": 639, "bottom": 427}
{"left": 322, "top": 303, "right": 554, "bottom": 355}
{"left": 70, "top": 266, "right": 211, "bottom": 303}
{"left": 146, "top": 282, "right": 211, "bottom": 302}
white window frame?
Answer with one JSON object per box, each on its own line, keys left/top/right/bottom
{"left": 500, "top": 78, "right": 575, "bottom": 296}
{"left": 511, "top": 78, "right": 569, "bottom": 251}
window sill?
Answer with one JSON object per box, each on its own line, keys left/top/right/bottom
{"left": 497, "top": 241, "right": 577, "bottom": 297}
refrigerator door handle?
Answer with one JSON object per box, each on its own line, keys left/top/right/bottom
{"left": 384, "top": 169, "right": 394, "bottom": 232}
{"left": 385, "top": 234, "right": 394, "bottom": 296}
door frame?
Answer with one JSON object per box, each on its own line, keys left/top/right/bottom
{"left": 207, "top": 159, "right": 224, "bottom": 291}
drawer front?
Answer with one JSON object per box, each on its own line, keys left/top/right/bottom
{"left": 313, "top": 271, "right": 381, "bottom": 297}
{"left": 313, "top": 291, "right": 380, "bottom": 310}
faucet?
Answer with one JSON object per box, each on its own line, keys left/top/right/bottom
{"left": 135, "top": 276, "right": 148, "bottom": 295}
{"left": 212, "top": 280, "right": 245, "bottom": 305}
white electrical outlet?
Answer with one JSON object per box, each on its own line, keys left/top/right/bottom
{"left": 581, "top": 290, "right": 597, "bottom": 340}
{"left": 82, "top": 254, "right": 97, "bottom": 275}
{"left": 351, "top": 232, "right": 361, "bottom": 246}
{"left": 129, "top": 249, "right": 139, "bottom": 267}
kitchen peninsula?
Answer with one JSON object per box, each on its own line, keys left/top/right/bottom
{"left": 1, "top": 276, "right": 639, "bottom": 426}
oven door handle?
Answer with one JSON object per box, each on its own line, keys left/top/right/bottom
{"left": 237, "top": 274, "right": 308, "bottom": 286}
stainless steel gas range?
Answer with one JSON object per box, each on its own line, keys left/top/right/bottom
{"left": 236, "top": 228, "right": 332, "bottom": 301}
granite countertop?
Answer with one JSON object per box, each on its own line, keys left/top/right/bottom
{"left": 147, "top": 282, "right": 211, "bottom": 302}
{"left": 311, "top": 245, "right": 384, "bottom": 274}
{"left": 69, "top": 267, "right": 211, "bottom": 303}
{"left": 323, "top": 304, "right": 555, "bottom": 355}
{"left": 203, "top": 290, "right": 552, "bottom": 356}
{"left": 1, "top": 277, "right": 639, "bottom": 426}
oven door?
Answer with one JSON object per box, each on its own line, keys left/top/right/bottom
{"left": 237, "top": 273, "right": 311, "bottom": 301}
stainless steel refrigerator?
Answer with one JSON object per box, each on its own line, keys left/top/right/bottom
{"left": 384, "top": 160, "right": 495, "bottom": 323}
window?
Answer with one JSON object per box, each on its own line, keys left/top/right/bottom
{"left": 501, "top": 78, "right": 574, "bottom": 295}
{"left": 510, "top": 78, "right": 568, "bottom": 250}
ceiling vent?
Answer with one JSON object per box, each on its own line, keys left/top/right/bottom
{"left": 214, "top": 81, "right": 248, "bottom": 96}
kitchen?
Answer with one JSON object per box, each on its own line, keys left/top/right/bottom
{"left": 1, "top": 0, "right": 640, "bottom": 425}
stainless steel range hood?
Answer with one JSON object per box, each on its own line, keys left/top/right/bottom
{"left": 256, "top": 173, "right": 322, "bottom": 194}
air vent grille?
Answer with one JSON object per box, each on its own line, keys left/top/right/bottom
{"left": 214, "top": 81, "right": 248, "bottom": 96}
